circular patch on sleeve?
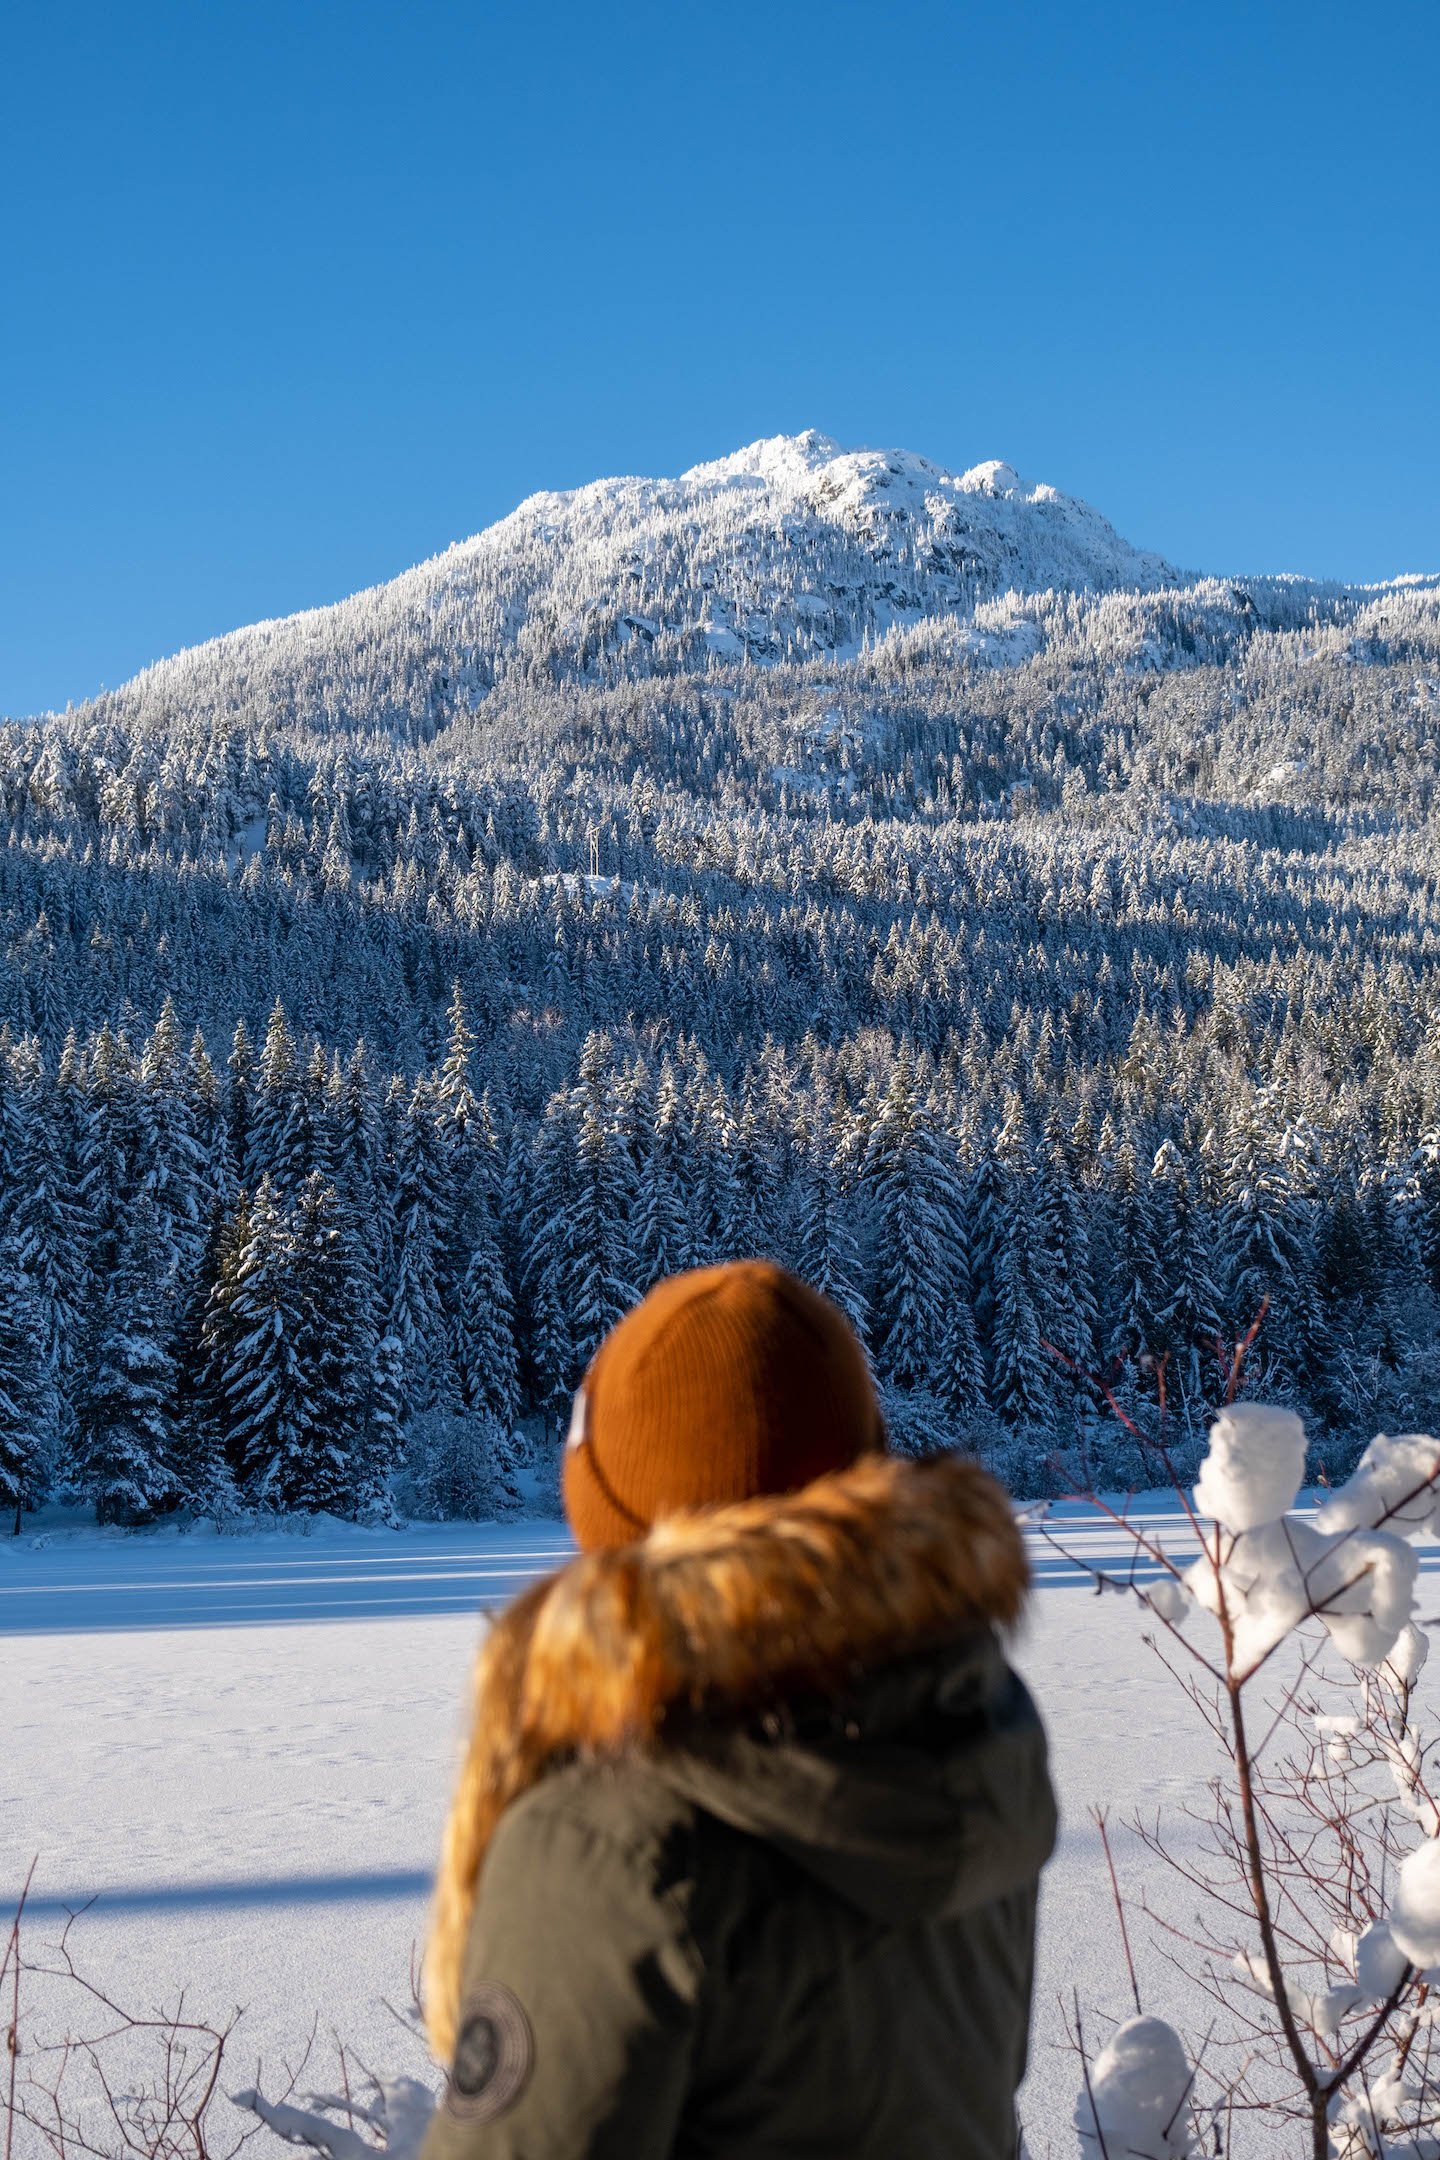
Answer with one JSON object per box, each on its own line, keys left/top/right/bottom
{"left": 444, "top": 1983, "right": 535, "bottom": 2124}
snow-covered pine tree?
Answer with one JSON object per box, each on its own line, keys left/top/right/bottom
{"left": 988, "top": 1211, "right": 1053, "bottom": 1438}
{"left": 689, "top": 1077, "right": 741, "bottom": 1268}
{"left": 729, "top": 1094, "right": 779, "bottom": 1262}
{"left": 1030, "top": 1109, "right": 1100, "bottom": 1414}
{"left": 167, "top": 1201, "right": 240, "bottom": 1514}
{"left": 136, "top": 997, "right": 208, "bottom": 1293}
{"left": 290, "top": 1172, "right": 373, "bottom": 1514}
{"left": 248, "top": 1000, "right": 308, "bottom": 1194}
{"left": 1106, "top": 1137, "right": 1166, "bottom": 1366}
{"left": 7, "top": 1036, "right": 80, "bottom": 1388}
{"left": 1153, "top": 1135, "right": 1224, "bottom": 1417}
{"left": 790, "top": 1105, "right": 867, "bottom": 1339}
{"left": 387, "top": 1079, "right": 455, "bottom": 1416}
{"left": 453, "top": 1209, "right": 520, "bottom": 1434}
{"left": 226, "top": 1018, "right": 255, "bottom": 1193}
{"left": 1412, "top": 1124, "right": 1440, "bottom": 1295}
{"left": 933, "top": 1266, "right": 988, "bottom": 1438}
{"left": 863, "top": 1046, "right": 963, "bottom": 1396}
{"left": 522, "top": 1096, "right": 579, "bottom": 1428}
{"left": 633, "top": 1059, "right": 691, "bottom": 1288}
{"left": 366, "top": 1331, "right": 407, "bottom": 1490}
{"left": 437, "top": 981, "right": 481, "bottom": 1138}
{"left": 0, "top": 1237, "right": 48, "bottom": 1533}
{"left": 72, "top": 1193, "right": 177, "bottom": 1525}
{"left": 566, "top": 1074, "right": 640, "bottom": 1371}
{"left": 220, "top": 1177, "right": 312, "bottom": 1510}
{"left": 1222, "top": 1095, "right": 1323, "bottom": 1401}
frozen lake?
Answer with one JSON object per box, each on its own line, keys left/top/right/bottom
{"left": 7, "top": 1504, "right": 1435, "bottom": 2153}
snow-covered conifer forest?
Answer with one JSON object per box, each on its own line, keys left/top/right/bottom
{"left": 4, "top": 430, "right": 1440, "bottom": 1525}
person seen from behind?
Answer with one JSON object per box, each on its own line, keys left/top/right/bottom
{"left": 420, "top": 1259, "right": 1057, "bottom": 2159}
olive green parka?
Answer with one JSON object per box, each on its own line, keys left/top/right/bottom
{"left": 421, "top": 1451, "right": 1056, "bottom": 2160}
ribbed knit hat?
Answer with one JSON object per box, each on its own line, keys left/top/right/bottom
{"left": 562, "top": 1260, "right": 884, "bottom": 1551}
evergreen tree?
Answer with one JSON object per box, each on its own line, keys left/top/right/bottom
{"left": 454, "top": 1212, "right": 520, "bottom": 1432}
{"left": 1107, "top": 1139, "right": 1166, "bottom": 1366}
{"left": 290, "top": 1172, "right": 372, "bottom": 1511}
{"left": 522, "top": 1097, "right": 579, "bottom": 1425}
{"left": 366, "top": 1331, "right": 408, "bottom": 1493}
{"left": 634, "top": 1061, "right": 691, "bottom": 1288}
{"left": 933, "top": 1269, "right": 988, "bottom": 1434}
{"left": 72, "top": 1195, "right": 176, "bottom": 1525}
{"left": 1154, "top": 1138, "right": 1224, "bottom": 1412}
{"left": 7, "top": 1039, "right": 80, "bottom": 1385}
{"left": 864, "top": 1048, "right": 963, "bottom": 1393}
{"left": 791, "top": 1107, "right": 867, "bottom": 1339}
{"left": 0, "top": 1240, "right": 47, "bottom": 1533}
{"left": 219, "top": 1178, "right": 315, "bottom": 1509}
{"left": 388, "top": 1080, "right": 454, "bottom": 1414}
{"left": 989, "top": 1219, "right": 1053, "bottom": 1437}
{"left": 168, "top": 1201, "right": 238, "bottom": 1513}
{"left": 248, "top": 1000, "right": 308, "bottom": 1193}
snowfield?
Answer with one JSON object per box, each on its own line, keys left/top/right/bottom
{"left": 6, "top": 1506, "right": 1440, "bottom": 2155}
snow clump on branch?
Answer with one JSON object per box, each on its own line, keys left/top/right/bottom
{"left": 1388, "top": 1841, "right": 1440, "bottom": 1971}
{"left": 1192, "top": 1403, "right": 1306, "bottom": 1531}
{"left": 1179, "top": 1410, "right": 1435, "bottom": 1677}
{"left": 1074, "top": 2015, "right": 1197, "bottom": 2156}
{"left": 1314, "top": 1432, "right": 1440, "bottom": 1537}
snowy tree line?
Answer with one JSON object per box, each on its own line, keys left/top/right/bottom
{"left": 2, "top": 969, "right": 1440, "bottom": 1526}
{"left": 3, "top": 596, "right": 1440, "bottom": 1520}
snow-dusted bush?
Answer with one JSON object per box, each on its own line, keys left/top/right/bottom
{"left": 399, "top": 1408, "right": 521, "bottom": 1522}
{"left": 1050, "top": 1400, "right": 1440, "bottom": 2157}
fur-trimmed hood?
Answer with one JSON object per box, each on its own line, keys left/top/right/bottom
{"left": 426, "top": 1450, "right": 1048, "bottom": 2061}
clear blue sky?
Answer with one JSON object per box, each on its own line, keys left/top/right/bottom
{"left": 4, "top": 0, "right": 1437, "bottom": 718}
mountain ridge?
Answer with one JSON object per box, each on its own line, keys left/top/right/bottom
{"left": 22, "top": 432, "right": 1439, "bottom": 744}
{"left": 22, "top": 432, "right": 1188, "bottom": 731}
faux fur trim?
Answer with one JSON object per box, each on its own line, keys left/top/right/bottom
{"left": 425, "top": 1450, "right": 1027, "bottom": 2060}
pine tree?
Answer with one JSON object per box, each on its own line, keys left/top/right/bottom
{"left": 248, "top": 1000, "right": 308, "bottom": 1193}
{"left": 1222, "top": 1099, "right": 1322, "bottom": 1396}
{"left": 290, "top": 1173, "right": 372, "bottom": 1512}
{"left": 864, "top": 1048, "right": 963, "bottom": 1393}
{"left": 690, "top": 1079, "right": 741, "bottom": 1266}
{"left": 0, "top": 1240, "right": 47, "bottom": 1533}
{"left": 933, "top": 1270, "right": 988, "bottom": 1434}
{"left": 567, "top": 1091, "right": 640, "bottom": 1368}
{"left": 220, "top": 1177, "right": 313, "bottom": 1509}
{"left": 437, "top": 981, "right": 481, "bottom": 1137}
{"left": 1412, "top": 1125, "right": 1440, "bottom": 1294}
{"left": 226, "top": 1018, "right": 255, "bottom": 1192}
{"left": 791, "top": 1107, "right": 867, "bottom": 1338}
{"left": 634, "top": 1062, "right": 692, "bottom": 1288}
{"left": 1154, "top": 1138, "right": 1224, "bottom": 1412}
{"left": 364, "top": 1332, "right": 408, "bottom": 1500}
{"left": 989, "top": 1219, "right": 1053, "bottom": 1436}
{"left": 387, "top": 1080, "right": 454, "bottom": 1415}
{"left": 453, "top": 1212, "right": 520, "bottom": 1432}
{"left": 522, "top": 1098, "right": 579, "bottom": 1425}
{"left": 168, "top": 1201, "right": 238, "bottom": 1513}
{"left": 73, "top": 1195, "right": 176, "bottom": 1525}
{"left": 1107, "top": 1139, "right": 1166, "bottom": 1366}
{"left": 1031, "top": 1113, "right": 1100, "bottom": 1387}
{"left": 7, "top": 1039, "right": 80, "bottom": 1385}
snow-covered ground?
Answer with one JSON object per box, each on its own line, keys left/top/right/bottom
{"left": 6, "top": 1505, "right": 1440, "bottom": 2154}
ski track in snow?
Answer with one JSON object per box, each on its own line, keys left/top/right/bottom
{"left": 7, "top": 1507, "right": 1440, "bottom": 2154}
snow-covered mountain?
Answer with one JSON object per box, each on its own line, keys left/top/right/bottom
{"left": 54, "top": 432, "right": 1189, "bottom": 738}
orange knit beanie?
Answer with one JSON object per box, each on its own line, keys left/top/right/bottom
{"left": 562, "top": 1260, "right": 884, "bottom": 1552}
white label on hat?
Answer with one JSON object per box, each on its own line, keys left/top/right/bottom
{"left": 565, "top": 1387, "right": 588, "bottom": 1452}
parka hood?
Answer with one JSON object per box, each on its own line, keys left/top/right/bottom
{"left": 428, "top": 1450, "right": 1047, "bottom": 2060}
{"left": 651, "top": 1633, "right": 1055, "bottom": 1926}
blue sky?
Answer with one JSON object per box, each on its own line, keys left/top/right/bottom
{"left": 4, "top": 0, "right": 1437, "bottom": 717}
